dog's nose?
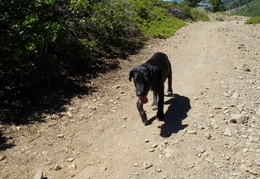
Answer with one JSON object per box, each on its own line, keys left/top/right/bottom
{"left": 136, "top": 91, "right": 142, "bottom": 97}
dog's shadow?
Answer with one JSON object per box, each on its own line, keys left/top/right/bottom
{"left": 147, "top": 94, "right": 191, "bottom": 138}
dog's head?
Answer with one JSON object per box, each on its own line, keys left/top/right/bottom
{"left": 129, "top": 65, "right": 158, "bottom": 97}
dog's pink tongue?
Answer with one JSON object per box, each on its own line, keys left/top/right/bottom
{"left": 139, "top": 96, "right": 148, "bottom": 104}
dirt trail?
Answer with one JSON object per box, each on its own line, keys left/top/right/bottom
{"left": 1, "top": 16, "right": 260, "bottom": 179}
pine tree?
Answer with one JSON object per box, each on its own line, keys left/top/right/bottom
{"left": 209, "top": 0, "right": 225, "bottom": 12}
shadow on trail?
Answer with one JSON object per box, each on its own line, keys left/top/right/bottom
{"left": 159, "top": 94, "right": 191, "bottom": 138}
{"left": 0, "top": 131, "right": 16, "bottom": 151}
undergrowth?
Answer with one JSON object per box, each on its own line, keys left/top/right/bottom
{"left": 0, "top": 0, "right": 209, "bottom": 124}
{"left": 245, "top": 16, "right": 260, "bottom": 24}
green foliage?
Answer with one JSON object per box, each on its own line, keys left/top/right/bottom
{"left": 224, "top": 0, "right": 255, "bottom": 10}
{"left": 142, "top": 16, "right": 186, "bottom": 38}
{"left": 245, "top": 16, "right": 260, "bottom": 23}
{"left": 234, "top": 0, "right": 260, "bottom": 17}
{"left": 216, "top": 17, "right": 225, "bottom": 21}
{"left": 190, "top": 8, "right": 210, "bottom": 21}
{"left": 0, "top": 0, "right": 143, "bottom": 88}
{"left": 184, "top": 0, "right": 202, "bottom": 7}
{"left": 0, "top": 0, "right": 67, "bottom": 86}
{"left": 131, "top": 0, "right": 187, "bottom": 38}
{"left": 1, "top": 0, "right": 199, "bottom": 90}
{"left": 209, "top": 0, "right": 225, "bottom": 12}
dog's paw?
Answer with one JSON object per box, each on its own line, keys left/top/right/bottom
{"left": 156, "top": 112, "right": 165, "bottom": 121}
{"left": 141, "top": 112, "right": 148, "bottom": 124}
{"left": 151, "top": 104, "right": 158, "bottom": 110}
{"left": 167, "top": 91, "right": 173, "bottom": 97}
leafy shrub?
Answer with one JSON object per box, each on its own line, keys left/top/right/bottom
{"left": 0, "top": 0, "right": 144, "bottom": 88}
{"left": 168, "top": 4, "right": 192, "bottom": 20}
{"left": 0, "top": 0, "right": 67, "bottom": 87}
{"left": 190, "top": 8, "right": 210, "bottom": 21}
{"left": 245, "top": 17, "right": 260, "bottom": 24}
{"left": 132, "top": 1, "right": 186, "bottom": 38}
{"left": 141, "top": 15, "right": 186, "bottom": 38}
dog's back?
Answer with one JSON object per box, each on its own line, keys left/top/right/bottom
{"left": 145, "top": 52, "right": 172, "bottom": 82}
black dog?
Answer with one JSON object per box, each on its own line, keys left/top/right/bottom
{"left": 129, "top": 52, "right": 173, "bottom": 124}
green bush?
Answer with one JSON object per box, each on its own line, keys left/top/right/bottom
{"left": 190, "top": 8, "right": 210, "bottom": 21}
{"left": 141, "top": 15, "right": 186, "bottom": 38}
{"left": 245, "top": 17, "right": 260, "bottom": 24}
{"left": 0, "top": 0, "right": 192, "bottom": 89}
{"left": 0, "top": 0, "right": 66, "bottom": 87}
{"left": 0, "top": 0, "right": 143, "bottom": 88}
{"left": 132, "top": 1, "right": 187, "bottom": 38}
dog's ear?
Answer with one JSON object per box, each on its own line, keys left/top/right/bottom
{"left": 147, "top": 66, "right": 159, "bottom": 80}
{"left": 129, "top": 68, "right": 137, "bottom": 82}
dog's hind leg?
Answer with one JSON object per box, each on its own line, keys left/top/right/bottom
{"left": 152, "top": 91, "right": 158, "bottom": 110}
{"left": 167, "top": 71, "right": 173, "bottom": 96}
{"left": 137, "top": 101, "right": 148, "bottom": 124}
{"left": 156, "top": 88, "right": 165, "bottom": 120}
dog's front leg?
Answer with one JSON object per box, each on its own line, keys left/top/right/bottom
{"left": 137, "top": 101, "right": 148, "bottom": 124}
{"left": 152, "top": 91, "right": 158, "bottom": 110}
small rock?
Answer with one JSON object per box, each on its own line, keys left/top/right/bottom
{"left": 240, "top": 164, "right": 248, "bottom": 172}
{"left": 195, "top": 146, "right": 205, "bottom": 153}
{"left": 164, "top": 148, "right": 174, "bottom": 158}
{"left": 194, "top": 97, "right": 199, "bottom": 100}
{"left": 197, "top": 125, "right": 205, "bottom": 130}
{"left": 45, "top": 161, "right": 52, "bottom": 165}
{"left": 113, "top": 85, "right": 121, "bottom": 89}
{"left": 134, "top": 163, "right": 139, "bottom": 167}
{"left": 34, "top": 170, "right": 43, "bottom": 179}
{"left": 163, "top": 140, "right": 168, "bottom": 145}
{"left": 57, "top": 134, "right": 65, "bottom": 138}
{"left": 156, "top": 168, "right": 162, "bottom": 172}
{"left": 253, "top": 159, "right": 260, "bottom": 166}
{"left": 151, "top": 144, "right": 158, "bottom": 148}
{"left": 224, "top": 128, "right": 232, "bottom": 137}
{"left": 187, "top": 130, "right": 197, "bottom": 134}
{"left": 0, "top": 155, "right": 6, "bottom": 161}
{"left": 232, "top": 92, "right": 240, "bottom": 99}
{"left": 100, "top": 167, "right": 107, "bottom": 172}
{"left": 230, "top": 114, "right": 248, "bottom": 124}
{"left": 248, "top": 135, "right": 259, "bottom": 142}
{"left": 51, "top": 114, "right": 60, "bottom": 120}
{"left": 148, "top": 148, "right": 155, "bottom": 152}
{"left": 67, "top": 158, "right": 75, "bottom": 162}
{"left": 143, "top": 160, "right": 153, "bottom": 169}
{"left": 145, "top": 139, "right": 149, "bottom": 143}
{"left": 242, "top": 148, "right": 249, "bottom": 153}
{"left": 224, "top": 92, "right": 230, "bottom": 97}
{"left": 248, "top": 169, "right": 258, "bottom": 175}
{"left": 89, "top": 106, "right": 97, "bottom": 111}
{"left": 224, "top": 156, "right": 231, "bottom": 160}
{"left": 68, "top": 164, "right": 77, "bottom": 170}
{"left": 55, "top": 165, "right": 62, "bottom": 171}
{"left": 205, "top": 133, "right": 212, "bottom": 139}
